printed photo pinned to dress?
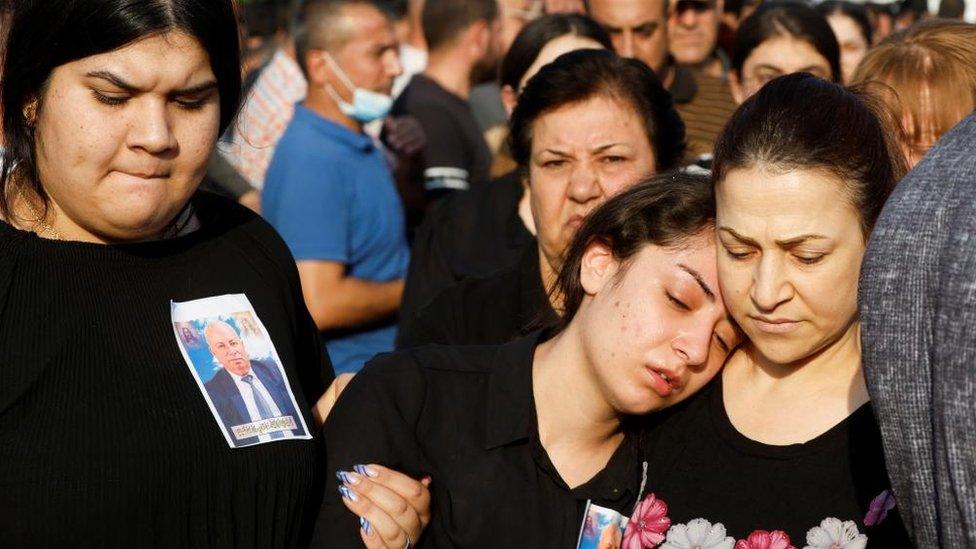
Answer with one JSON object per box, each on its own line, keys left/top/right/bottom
{"left": 171, "top": 294, "right": 311, "bottom": 448}
{"left": 577, "top": 500, "right": 629, "bottom": 549}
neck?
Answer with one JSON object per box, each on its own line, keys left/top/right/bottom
{"left": 660, "top": 62, "right": 676, "bottom": 90}
{"left": 533, "top": 322, "right": 623, "bottom": 452}
{"left": 734, "top": 321, "right": 866, "bottom": 399}
{"left": 424, "top": 50, "right": 473, "bottom": 99}
{"left": 304, "top": 87, "right": 362, "bottom": 133}
{"left": 538, "top": 245, "right": 562, "bottom": 312}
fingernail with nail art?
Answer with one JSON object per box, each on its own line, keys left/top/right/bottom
{"left": 338, "top": 485, "right": 358, "bottom": 502}
{"left": 336, "top": 471, "right": 359, "bottom": 485}
{"left": 354, "top": 464, "right": 378, "bottom": 478}
{"left": 360, "top": 517, "right": 372, "bottom": 535}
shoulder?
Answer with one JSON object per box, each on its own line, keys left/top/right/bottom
{"left": 193, "top": 191, "right": 302, "bottom": 280}
{"left": 205, "top": 368, "right": 233, "bottom": 391}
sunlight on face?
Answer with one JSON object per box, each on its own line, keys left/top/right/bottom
{"left": 579, "top": 235, "right": 740, "bottom": 415}
{"left": 715, "top": 165, "right": 865, "bottom": 366}
{"left": 35, "top": 31, "right": 220, "bottom": 243}
{"left": 730, "top": 35, "right": 833, "bottom": 103}
{"left": 529, "top": 96, "right": 656, "bottom": 274}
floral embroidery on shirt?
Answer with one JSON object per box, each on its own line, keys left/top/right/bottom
{"left": 803, "top": 518, "right": 867, "bottom": 549}
{"left": 734, "top": 530, "right": 796, "bottom": 549}
{"left": 863, "top": 490, "right": 896, "bottom": 527}
{"left": 661, "top": 518, "right": 735, "bottom": 549}
{"left": 623, "top": 493, "right": 671, "bottom": 549}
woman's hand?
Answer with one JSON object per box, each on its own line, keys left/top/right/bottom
{"left": 314, "top": 373, "right": 355, "bottom": 426}
{"left": 337, "top": 464, "right": 433, "bottom": 548}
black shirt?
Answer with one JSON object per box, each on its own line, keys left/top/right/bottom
{"left": 398, "top": 170, "right": 535, "bottom": 324}
{"left": 0, "top": 192, "right": 332, "bottom": 547}
{"left": 397, "top": 243, "right": 558, "bottom": 348}
{"left": 392, "top": 74, "right": 492, "bottom": 200}
{"left": 313, "top": 333, "right": 644, "bottom": 548}
{"left": 641, "top": 376, "right": 912, "bottom": 547}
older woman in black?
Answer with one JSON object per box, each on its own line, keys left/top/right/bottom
{"left": 398, "top": 49, "right": 686, "bottom": 348}
{"left": 0, "top": 1, "right": 424, "bottom": 546}
{"left": 316, "top": 173, "right": 739, "bottom": 547}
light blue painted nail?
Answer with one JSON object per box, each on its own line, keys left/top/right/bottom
{"left": 360, "top": 516, "right": 372, "bottom": 535}
{"left": 354, "top": 464, "right": 378, "bottom": 478}
{"left": 338, "top": 485, "right": 358, "bottom": 502}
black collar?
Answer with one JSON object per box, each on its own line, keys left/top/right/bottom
{"left": 482, "top": 331, "right": 641, "bottom": 504}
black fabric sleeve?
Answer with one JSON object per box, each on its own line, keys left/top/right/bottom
{"left": 312, "top": 351, "right": 433, "bottom": 547}
{"left": 413, "top": 103, "right": 471, "bottom": 193}
{"left": 397, "top": 199, "right": 457, "bottom": 331}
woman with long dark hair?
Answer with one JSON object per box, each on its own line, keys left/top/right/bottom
{"left": 0, "top": 1, "right": 424, "bottom": 545}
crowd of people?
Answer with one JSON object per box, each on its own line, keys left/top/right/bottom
{"left": 0, "top": 0, "right": 975, "bottom": 547}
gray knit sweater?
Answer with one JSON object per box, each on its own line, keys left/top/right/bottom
{"left": 860, "top": 113, "right": 976, "bottom": 548}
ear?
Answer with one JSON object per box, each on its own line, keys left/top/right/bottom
{"left": 501, "top": 84, "right": 518, "bottom": 117}
{"left": 468, "top": 19, "right": 491, "bottom": 56}
{"left": 304, "top": 50, "right": 331, "bottom": 88}
{"left": 728, "top": 71, "right": 745, "bottom": 105}
{"left": 579, "top": 240, "right": 619, "bottom": 297}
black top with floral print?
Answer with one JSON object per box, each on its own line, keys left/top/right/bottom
{"left": 637, "top": 376, "right": 913, "bottom": 549}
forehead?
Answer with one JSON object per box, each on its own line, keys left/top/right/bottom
{"left": 744, "top": 35, "right": 831, "bottom": 72}
{"left": 589, "top": 0, "right": 666, "bottom": 25}
{"left": 531, "top": 96, "right": 650, "bottom": 149}
{"left": 827, "top": 14, "right": 862, "bottom": 41}
{"left": 716, "top": 166, "right": 862, "bottom": 235}
{"left": 628, "top": 233, "right": 721, "bottom": 291}
{"left": 341, "top": 4, "right": 395, "bottom": 47}
{"left": 63, "top": 32, "right": 213, "bottom": 88}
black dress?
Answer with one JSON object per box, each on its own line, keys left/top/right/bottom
{"left": 0, "top": 192, "right": 332, "bottom": 547}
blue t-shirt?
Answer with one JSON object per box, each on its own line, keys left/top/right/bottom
{"left": 263, "top": 105, "right": 409, "bottom": 374}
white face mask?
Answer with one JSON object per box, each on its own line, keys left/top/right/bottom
{"left": 322, "top": 52, "right": 393, "bottom": 123}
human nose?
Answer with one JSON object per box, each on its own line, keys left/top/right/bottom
{"left": 614, "top": 30, "right": 636, "bottom": 58}
{"left": 566, "top": 161, "right": 602, "bottom": 204}
{"left": 750, "top": 254, "right": 793, "bottom": 312}
{"left": 677, "top": 7, "right": 698, "bottom": 27}
{"left": 385, "top": 49, "right": 403, "bottom": 79}
{"left": 671, "top": 322, "right": 712, "bottom": 370}
{"left": 128, "top": 100, "right": 177, "bottom": 155}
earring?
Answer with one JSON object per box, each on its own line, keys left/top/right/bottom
{"left": 23, "top": 100, "right": 37, "bottom": 127}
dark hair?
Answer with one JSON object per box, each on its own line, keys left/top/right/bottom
{"left": 713, "top": 73, "right": 906, "bottom": 236}
{"left": 500, "top": 14, "right": 612, "bottom": 91}
{"left": 817, "top": 1, "right": 873, "bottom": 46}
{"left": 0, "top": 0, "right": 242, "bottom": 220}
{"left": 422, "top": 0, "right": 498, "bottom": 52}
{"left": 556, "top": 172, "right": 716, "bottom": 329}
{"left": 509, "top": 49, "right": 685, "bottom": 175}
{"left": 294, "top": 0, "right": 388, "bottom": 75}
{"left": 732, "top": 1, "right": 841, "bottom": 82}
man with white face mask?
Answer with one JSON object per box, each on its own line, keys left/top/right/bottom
{"left": 263, "top": 0, "right": 409, "bottom": 375}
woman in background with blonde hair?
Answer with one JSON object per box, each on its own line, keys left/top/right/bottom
{"left": 852, "top": 19, "right": 976, "bottom": 167}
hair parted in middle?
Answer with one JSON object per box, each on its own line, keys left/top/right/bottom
{"left": 508, "top": 48, "right": 686, "bottom": 177}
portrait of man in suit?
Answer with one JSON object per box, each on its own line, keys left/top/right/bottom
{"left": 202, "top": 320, "right": 307, "bottom": 446}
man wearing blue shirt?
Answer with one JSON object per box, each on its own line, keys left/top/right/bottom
{"left": 263, "top": 0, "right": 408, "bottom": 374}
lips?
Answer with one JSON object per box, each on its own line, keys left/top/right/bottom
{"left": 645, "top": 365, "right": 683, "bottom": 398}
{"left": 749, "top": 315, "right": 801, "bottom": 334}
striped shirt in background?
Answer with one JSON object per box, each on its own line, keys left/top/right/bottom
{"left": 220, "top": 49, "right": 307, "bottom": 189}
{"left": 672, "top": 67, "right": 738, "bottom": 162}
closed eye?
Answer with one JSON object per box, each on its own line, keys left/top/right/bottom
{"left": 667, "top": 292, "right": 690, "bottom": 311}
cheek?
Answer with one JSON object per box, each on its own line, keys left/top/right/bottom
{"left": 172, "top": 113, "right": 219, "bottom": 175}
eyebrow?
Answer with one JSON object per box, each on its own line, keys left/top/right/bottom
{"left": 541, "top": 143, "right": 626, "bottom": 157}
{"left": 719, "top": 227, "right": 829, "bottom": 247}
{"left": 85, "top": 70, "right": 218, "bottom": 95}
{"left": 677, "top": 263, "right": 715, "bottom": 302}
